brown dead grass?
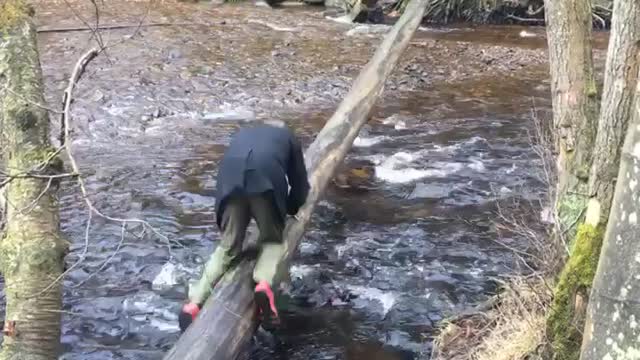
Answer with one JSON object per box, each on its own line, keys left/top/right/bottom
{"left": 432, "top": 278, "right": 552, "bottom": 360}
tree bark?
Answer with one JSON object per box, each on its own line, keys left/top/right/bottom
{"left": 544, "top": 0, "right": 598, "bottom": 238}
{"left": 0, "top": 1, "right": 68, "bottom": 359}
{"left": 579, "top": 80, "right": 640, "bottom": 360}
{"left": 163, "top": 0, "right": 428, "bottom": 358}
{"left": 586, "top": 0, "right": 640, "bottom": 227}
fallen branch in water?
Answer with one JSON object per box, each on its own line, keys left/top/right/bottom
{"left": 37, "top": 22, "right": 206, "bottom": 33}
{"left": 247, "top": 18, "right": 299, "bottom": 32}
{"left": 505, "top": 14, "right": 545, "bottom": 23}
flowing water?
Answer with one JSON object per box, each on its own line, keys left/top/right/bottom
{"left": 7, "top": 1, "right": 608, "bottom": 358}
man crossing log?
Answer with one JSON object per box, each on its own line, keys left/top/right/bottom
{"left": 179, "top": 120, "right": 310, "bottom": 332}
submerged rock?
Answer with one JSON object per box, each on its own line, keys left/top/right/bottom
{"left": 201, "top": 107, "right": 256, "bottom": 122}
{"left": 151, "top": 262, "right": 198, "bottom": 292}
{"left": 408, "top": 183, "right": 452, "bottom": 199}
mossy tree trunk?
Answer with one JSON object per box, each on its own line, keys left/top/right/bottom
{"left": 0, "top": 1, "right": 68, "bottom": 359}
{"left": 579, "top": 80, "right": 640, "bottom": 360}
{"left": 545, "top": 0, "right": 640, "bottom": 359}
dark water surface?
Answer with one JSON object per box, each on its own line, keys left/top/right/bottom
{"left": 20, "top": 1, "right": 566, "bottom": 358}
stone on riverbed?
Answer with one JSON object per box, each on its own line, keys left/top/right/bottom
{"left": 408, "top": 182, "right": 452, "bottom": 199}
{"left": 346, "top": 24, "right": 391, "bottom": 37}
{"left": 201, "top": 106, "right": 255, "bottom": 122}
{"left": 123, "top": 291, "right": 181, "bottom": 334}
{"left": 152, "top": 262, "right": 199, "bottom": 292}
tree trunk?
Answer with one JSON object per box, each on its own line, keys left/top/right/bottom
{"left": 546, "top": 1, "right": 640, "bottom": 358}
{"left": 163, "top": 0, "right": 428, "bottom": 358}
{"left": 544, "top": 0, "right": 598, "bottom": 238}
{"left": 543, "top": 0, "right": 599, "bottom": 358}
{"left": 0, "top": 1, "right": 68, "bottom": 359}
{"left": 587, "top": 0, "right": 640, "bottom": 227}
{"left": 579, "top": 79, "right": 640, "bottom": 360}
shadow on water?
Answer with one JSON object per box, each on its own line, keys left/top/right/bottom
{"left": 20, "top": 0, "right": 571, "bottom": 359}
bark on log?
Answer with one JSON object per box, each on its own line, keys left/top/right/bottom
{"left": 0, "top": 1, "right": 68, "bottom": 359}
{"left": 579, "top": 80, "right": 640, "bottom": 360}
{"left": 163, "top": 0, "right": 428, "bottom": 358}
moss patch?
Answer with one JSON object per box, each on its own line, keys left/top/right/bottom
{"left": 0, "top": 0, "right": 32, "bottom": 33}
{"left": 546, "top": 223, "right": 604, "bottom": 360}
{"left": 556, "top": 191, "right": 589, "bottom": 243}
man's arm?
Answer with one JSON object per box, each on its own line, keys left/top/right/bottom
{"left": 286, "top": 136, "right": 310, "bottom": 215}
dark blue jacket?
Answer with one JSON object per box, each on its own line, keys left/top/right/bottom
{"left": 214, "top": 124, "right": 310, "bottom": 227}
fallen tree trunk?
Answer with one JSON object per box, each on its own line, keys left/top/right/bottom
{"left": 0, "top": 1, "right": 68, "bottom": 358}
{"left": 163, "top": 0, "right": 428, "bottom": 358}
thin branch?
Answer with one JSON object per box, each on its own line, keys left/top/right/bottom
{"left": 60, "top": 48, "right": 100, "bottom": 147}
{"left": 37, "top": 22, "right": 203, "bottom": 33}
{"left": 247, "top": 18, "right": 299, "bottom": 32}
{"left": 60, "top": 48, "right": 179, "bottom": 250}
{"left": 16, "top": 177, "right": 53, "bottom": 215}
{"left": 8, "top": 172, "right": 77, "bottom": 180}
{"left": 41, "top": 309, "right": 85, "bottom": 316}
{"left": 33, "top": 209, "right": 93, "bottom": 298}
{"left": 90, "top": 0, "right": 101, "bottom": 46}
{"left": 592, "top": 12, "right": 606, "bottom": 29}
{"left": 31, "top": 44, "right": 178, "bottom": 296}
{"left": 61, "top": 0, "right": 105, "bottom": 49}
{"left": 0, "top": 147, "right": 71, "bottom": 188}
{"left": 4, "top": 87, "right": 64, "bottom": 114}
{"left": 527, "top": 4, "right": 545, "bottom": 16}
{"left": 99, "top": 0, "right": 157, "bottom": 53}
{"left": 72, "top": 222, "right": 127, "bottom": 288}
{"left": 505, "top": 14, "right": 545, "bottom": 23}
{"left": 594, "top": 4, "right": 612, "bottom": 14}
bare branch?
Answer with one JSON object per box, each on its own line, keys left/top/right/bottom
{"left": 15, "top": 177, "right": 53, "bottom": 215}
{"left": 505, "top": 14, "right": 545, "bottom": 23}
{"left": 527, "top": 4, "right": 545, "bottom": 16}
{"left": 60, "top": 47, "right": 179, "bottom": 250}
{"left": 0, "top": 147, "right": 74, "bottom": 189}
{"left": 61, "top": 0, "right": 106, "bottom": 49}
{"left": 99, "top": 0, "right": 156, "bottom": 52}
{"left": 592, "top": 12, "right": 606, "bottom": 28}
{"left": 60, "top": 48, "right": 99, "bottom": 147}
{"left": 72, "top": 222, "right": 128, "bottom": 288}
{"left": 30, "top": 39, "right": 177, "bottom": 295}
{"left": 34, "top": 208, "right": 93, "bottom": 297}
{"left": 3, "top": 86, "right": 64, "bottom": 114}
{"left": 594, "top": 4, "right": 612, "bottom": 13}
{"left": 37, "top": 22, "right": 202, "bottom": 34}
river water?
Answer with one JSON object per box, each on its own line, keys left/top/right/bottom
{"left": 16, "top": 0, "right": 593, "bottom": 358}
